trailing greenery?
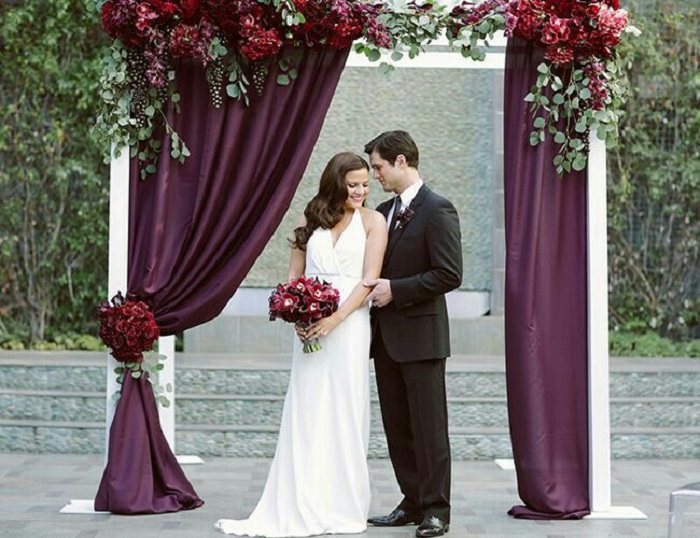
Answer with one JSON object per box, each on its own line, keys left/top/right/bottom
{"left": 0, "top": 0, "right": 109, "bottom": 345}
{"left": 608, "top": 2, "right": 699, "bottom": 341}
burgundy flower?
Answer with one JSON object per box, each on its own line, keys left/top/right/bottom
{"left": 328, "top": 19, "right": 363, "bottom": 48}
{"left": 268, "top": 276, "right": 340, "bottom": 343}
{"left": 97, "top": 292, "right": 160, "bottom": 365}
{"left": 240, "top": 27, "right": 283, "bottom": 60}
{"left": 544, "top": 43, "right": 575, "bottom": 65}
{"left": 101, "top": 0, "right": 149, "bottom": 48}
{"left": 541, "top": 15, "right": 571, "bottom": 45}
{"left": 397, "top": 207, "right": 415, "bottom": 229}
{"left": 169, "top": 23, "right": 202, "bottom": 58}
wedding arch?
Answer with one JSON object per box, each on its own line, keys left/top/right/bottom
{"left": 68, "top": 0, "right": 645, "bottom": 521}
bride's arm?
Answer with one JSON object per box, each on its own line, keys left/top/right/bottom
{"left": 287, "top": 215, "right": 307, "bottom": 280}
{"left": 304, "top": 210, "right": 387, "bottom": 339}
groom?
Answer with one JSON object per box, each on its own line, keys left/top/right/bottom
{"left": 364, "top": 131, "right": 462, "bottom": 538}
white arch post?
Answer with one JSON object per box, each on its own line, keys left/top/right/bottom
{"left": 103, "top": 149, "right": 199, "bottom": 463}
{"left": 585, "top": 136, "right": 645, "bottom": 519}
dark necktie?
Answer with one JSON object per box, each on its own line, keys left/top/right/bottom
{"left": 389, "top": 196, "right": 402, "bottom": 236}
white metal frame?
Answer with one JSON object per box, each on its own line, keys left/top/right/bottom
{"left": 65, "top": 36, "right": 642, "bottom": 517}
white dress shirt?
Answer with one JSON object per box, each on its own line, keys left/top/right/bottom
{"left": 387, "top": 179, "right": 424, "bottom": 230}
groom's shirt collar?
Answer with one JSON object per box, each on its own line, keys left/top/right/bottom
{"left": 398, "top": 179, "right": 423, "bottom": 210}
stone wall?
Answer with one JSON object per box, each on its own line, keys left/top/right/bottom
{"left": 241, "top": 64, "right": 500, "bottom": 294}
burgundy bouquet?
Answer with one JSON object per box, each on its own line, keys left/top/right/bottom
{"left": 269, "top": 276, "right": 340, "bottom": 353}
{"left": 97, "top": 291, "right": 160, "bottom": 365}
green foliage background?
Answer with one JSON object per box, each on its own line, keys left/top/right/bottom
{"left": 0, "top": 0, "right": 697, "bottom": 355}
{"left": 608, "top": 1, "right": 700, "bottom": 341}
{"left": 0, "top": 0, "right": 108, "bottom": 345}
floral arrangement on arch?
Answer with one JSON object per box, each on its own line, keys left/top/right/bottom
{"left": 91, "top": 0, "right": 635, "bottom": 178}
{"left": 449, "top": 0, "right": 637, "bottom": 175}
{"left": 97, "top": 291, "right": 171, "bottom": 406}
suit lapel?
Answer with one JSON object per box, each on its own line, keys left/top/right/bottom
{"left": 383, "top": 185, "right": 430, "bottom": 265}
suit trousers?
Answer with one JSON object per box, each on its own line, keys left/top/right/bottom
{"left": 373, "top": 325, "right": 451, "bottom": 522}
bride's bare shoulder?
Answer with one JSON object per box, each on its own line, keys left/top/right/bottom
{"left": 359, "top": 207, "right": 386, "bottom": 229}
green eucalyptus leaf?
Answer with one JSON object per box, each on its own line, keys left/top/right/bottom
{"left": 367, "top": 48, "right": 381, "bottom": 62}
{"left": 572, "top": 154, "right": 587, "bottom": 171}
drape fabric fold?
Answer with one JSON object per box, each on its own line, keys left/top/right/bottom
{"left": 129, "top": 46, "right": 350, "bottom": 334}
{"left": 95, "top": 373, "right": 203, "bottom": 514}
{"left": 503, "top": 37, "right": 591, "bottom": 519}
{"left": 95, "top": 46, "right": 350, "bottom": 514}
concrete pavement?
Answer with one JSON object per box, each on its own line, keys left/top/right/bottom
{"left": 1, "top": 453, "right": 698, "bottom": 537}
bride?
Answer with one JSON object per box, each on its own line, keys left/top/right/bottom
{"left": 215, "top": 152, "right": 388, "bottom": 537}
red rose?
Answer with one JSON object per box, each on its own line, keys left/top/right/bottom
{"left": 169, "top": 24, "right": 201, "bottom": 58}
{"left": 101, "top": 0, "right": 149, "bottom": 48}
{"left": 328, "top": 19, "right": 363, "bottom": 49}
{"left": 544, "top": 43, "right": 575, "bottom": 65}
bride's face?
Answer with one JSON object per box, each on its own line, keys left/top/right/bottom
{"left": 344, "top": 168, "right": 370, "bottom": 211}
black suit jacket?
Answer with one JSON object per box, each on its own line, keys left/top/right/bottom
{"left": 372, "top": 185, "right": 463, "bottom": 362}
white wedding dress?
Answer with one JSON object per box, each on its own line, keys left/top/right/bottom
{"left": 216, "top": 209, "right": 371, "bottom": 537}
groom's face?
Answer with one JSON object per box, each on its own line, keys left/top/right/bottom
{"left": 369, "top": 150, "right": 403, "bottom": 194}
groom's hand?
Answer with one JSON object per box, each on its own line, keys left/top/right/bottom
{"left": 364, "top": 278, "right": 393, "bottom": 308}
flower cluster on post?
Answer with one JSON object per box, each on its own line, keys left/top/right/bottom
{"left": 97, "top": 291, "right": 171, "bottom": 406}
{"left": 91, "top": 0, "right": 635, "bottom": 178}
{"left": 449, "top": 0, "right": 636, "bottom": 175}
{"left": 269, "top": 276, "right": 340, "bottom": 353}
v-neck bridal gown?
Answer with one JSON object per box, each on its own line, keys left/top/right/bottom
{"left": 215, "top": 209, "right": 371, "bottom": 537}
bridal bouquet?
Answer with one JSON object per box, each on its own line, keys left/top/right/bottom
{"left": 269, "top": 276, "right": 340, "bottom": 353}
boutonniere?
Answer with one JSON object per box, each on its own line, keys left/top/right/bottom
{"left": 396, "top": 207, "right": 415, "bottom": 229}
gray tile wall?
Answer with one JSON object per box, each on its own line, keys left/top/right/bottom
{"left": 242, "top": 65, "right": 501, "bottom": 297}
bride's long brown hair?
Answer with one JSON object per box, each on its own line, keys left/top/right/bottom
{"left": 291, "top": 152, "right": 370, "bottom": 251}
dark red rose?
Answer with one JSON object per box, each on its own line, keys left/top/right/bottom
{"left": 101, "top": 0, "right": 149, "bottom": 48}
{"left": 328, "top": 19, "right": 363, "bottom": 48}
{"left": 544, "top": 43, "right": 575, "bottom": 65}
{"left": 169, "top": 24, "right": 201, "bottom": 57}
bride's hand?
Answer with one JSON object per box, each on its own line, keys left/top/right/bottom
{"left": 305, "top": 315, "right": 341, "bottom": 340}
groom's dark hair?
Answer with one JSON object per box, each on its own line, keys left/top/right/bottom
{"left": 364, "top": 130, "right": 419, "bottom": 168}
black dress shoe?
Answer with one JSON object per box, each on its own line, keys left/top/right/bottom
{"left": 416, "top": 516, "right": 450, "bottom": 537}
{"left": 367, "top": 507, "right": 422, "bottom": 527}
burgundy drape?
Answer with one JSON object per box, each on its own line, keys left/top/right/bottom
{"left": 95, "top": 373, "right": 203, "bottom": 514}
{"left": 96, "top": 46, "right": 350, "bottom": 514}
{"left": 129, "top": 46, "right": 350, "bottom": 334}
{"left": 503, "top": 38, "right": 590, "bottom": 519}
